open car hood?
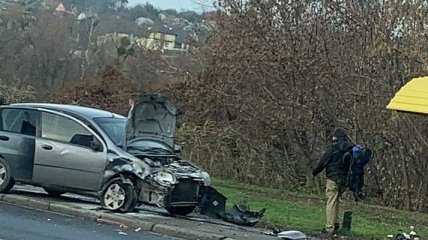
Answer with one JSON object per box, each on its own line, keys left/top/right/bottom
{"left": 125, "top": 93, "right": 177, "bottom": 147}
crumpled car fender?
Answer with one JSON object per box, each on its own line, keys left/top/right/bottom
{"left": 102, "top": 157, "right": 149, "bottom": 188}
{"left": 99, "top": 172, "right": 135, "bottom": 193}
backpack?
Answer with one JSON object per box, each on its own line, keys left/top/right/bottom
{"left": 345, "top": 144, "right": 373, "bottom": 201}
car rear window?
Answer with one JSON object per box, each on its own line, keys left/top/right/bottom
{"left": 0, "top": 108, "right": 39, "bottom": 136}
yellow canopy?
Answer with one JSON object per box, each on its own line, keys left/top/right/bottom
{"left": 386, "top": 76, "right": 428, "bottom": 114}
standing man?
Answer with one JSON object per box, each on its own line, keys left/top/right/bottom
{"left": 312, "top": 128, "right": 353, "bottom": 234}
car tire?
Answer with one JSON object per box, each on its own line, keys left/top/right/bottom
{"left": 44, "top": 188, "right": 65, "bottom": 197}
{"left": 0, "top": 158, "right": 15, "bottom": 193}
{"left": 166, "top": 206, "right": 196, "bottom": 216}
{"left": 101, "top": 177, "right": 137, "bottom": 213}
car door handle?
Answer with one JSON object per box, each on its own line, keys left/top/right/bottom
{"left": 41, "top": 144, "right": 53, "bottom": 150}
{"left": 0, "top": 135, "right": 9, "bottom": 141}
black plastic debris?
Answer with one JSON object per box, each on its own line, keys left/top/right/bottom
{"left": 200, "top": 186, "right": 227, "bottom": 218}
{"left": 218, "top": 199, "right": 266, "bottom": 226}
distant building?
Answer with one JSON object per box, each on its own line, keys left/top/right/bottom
{"left": 53, "top": 2, "right": 71, "bottom": 17}
{"left": 137, "top": 25, "right": 176, "bottom": 51}
{"left": 96, "top": 21, "right": 197, "bottom": 55}
{"left": 137, "top": 25, "right": 194, "bottom": 53}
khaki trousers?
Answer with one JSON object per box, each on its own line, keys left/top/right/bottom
{"left": 325, "top": 179, "right": 346, "bottom": 232}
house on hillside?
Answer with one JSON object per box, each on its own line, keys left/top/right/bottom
{"left": 53, "top": 2, "right": 71, "bottom": 17}
{"left": 171, "top": 27, "right": 195, "bottom": 52}
{"left": 136, "top": 25, "right": 194, "bottom": 53}
{"left": 137, "top": 25, "right": 176, "bottom": 51}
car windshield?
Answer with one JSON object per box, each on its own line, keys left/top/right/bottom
{"left": 94, "top": 117, "right": 126, "bottom": 147}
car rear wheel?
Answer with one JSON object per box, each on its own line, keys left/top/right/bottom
{"left": 101, "top": 177, "right": 137, "bottom": 213}
{"left": 166, "top": 206, "right": 196, "bottom": 216}
{"left": 0, "top": 158, "right": 15, "bottom": 193}
{"left": 43, "top": 188, "right": 65, "bottom": 197}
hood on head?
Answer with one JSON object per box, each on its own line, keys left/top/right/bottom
{"left": 331, "top": 127, "right": 347, "bottom": 139}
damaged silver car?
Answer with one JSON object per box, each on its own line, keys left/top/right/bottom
{"left": 123, "top": 93, "right": 215, "bottom": 215}
{"left": 0, "top": 94, "right": 222, "bottom": 215}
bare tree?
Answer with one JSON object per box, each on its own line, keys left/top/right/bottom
{"left": 169, "top": 0, "right": 428, "bottom": 212}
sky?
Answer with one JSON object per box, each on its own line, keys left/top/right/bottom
{"left": 127, "top": 0, "right": 215, "bottom": 12}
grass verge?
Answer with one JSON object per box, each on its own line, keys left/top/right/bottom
{"left": 212, "top": 178, "right": 428, "bottom": 239}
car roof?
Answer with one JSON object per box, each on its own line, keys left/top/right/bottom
{"left": 6, "top": 103, "right": 126, "bottom": 120}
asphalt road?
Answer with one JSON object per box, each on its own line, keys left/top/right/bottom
{"left": 0, "top": 203, "right": 177, "bottom": 240}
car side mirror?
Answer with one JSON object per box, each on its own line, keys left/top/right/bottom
{"left": 90, "top": 140, "right": 103, "bottom": 152}
{"left": 174, "top": 144, "right": 182, "bottom": 154}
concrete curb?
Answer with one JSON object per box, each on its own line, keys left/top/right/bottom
{"left": 49, "top": 203, "right": 100, "bottom": 220}
{"left": 2, "top": 194, "right": 50, "bottom": 211}
{"left": 0, "top": 194, "right": 233, "bottom": 240}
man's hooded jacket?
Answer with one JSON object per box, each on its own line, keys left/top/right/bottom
{"left": 312, "top": 128, "right": 353, "bottom": 186}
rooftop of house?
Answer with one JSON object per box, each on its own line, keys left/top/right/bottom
{"left": 150, "top": 24, "right": 177, "bottom": 36}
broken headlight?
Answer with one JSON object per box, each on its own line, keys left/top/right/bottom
{"left": 151, "top": 170, "right": 177, "bottom": 187}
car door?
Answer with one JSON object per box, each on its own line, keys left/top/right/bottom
{"left": 0, "top": 108, "right": 38, "bottom": 181}
{"left": 33, "top": 111, "right": 107, "bottom": 191}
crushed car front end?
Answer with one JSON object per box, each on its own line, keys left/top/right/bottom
{"left": 122, "top": 93, "right": 217, "bottom": 215}
{"left": 126, "top": 139, "right": 213, "bottom": 215}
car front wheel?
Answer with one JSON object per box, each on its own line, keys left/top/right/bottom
{"left": 0, "top": 158, "right": 14, "bottom": 193}
{"left": 101, "top": 177, "right": 137, "bottom": 213}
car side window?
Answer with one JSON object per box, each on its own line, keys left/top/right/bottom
{"left": 0, "top": 109, "right": 38, "bottom": 136}
{"left": 41, "top": 112, "right": 97, "bottom": 149}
